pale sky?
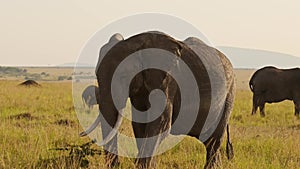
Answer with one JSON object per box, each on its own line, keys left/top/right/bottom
{"left": 0, "top": 0, "right": 299, "bottom": 66}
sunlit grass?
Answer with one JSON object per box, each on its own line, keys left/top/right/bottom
{"left": 0, "top": 79, "right": 300, "bottom": 168}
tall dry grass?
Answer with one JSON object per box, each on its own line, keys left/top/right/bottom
{"left": 0, "top": 79, "right": 300, "bottom": 168}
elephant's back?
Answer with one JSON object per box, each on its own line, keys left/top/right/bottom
{"left": 251, "top": 67, "right": 287, "bottom": 92}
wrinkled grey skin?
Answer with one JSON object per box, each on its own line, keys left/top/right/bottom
{"left": 184, "top": 37, "right": 235, "bottom": 168}
{"left": 81, "top": 32, "right": 235, "bottom": 169}
{"left": 249, "top": 66, "right": 300, "bottom": 117}
{"left": 81, "top": 85, "right": 99, "bottom": 110}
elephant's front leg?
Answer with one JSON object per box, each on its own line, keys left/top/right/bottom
{"left": 134, "top": 103, "right": 172, "bottom": 169}
{"left": 132, "top": 120, "right": 147, "bottom": 167}
{"left": 102, "top": 136, "right": 118, "bottom": 168}
{"left": 259, "top": 103, "right": 266, "bottom": 117}
{"left": 100, "top": 109, "right": 119, "bottom": 168}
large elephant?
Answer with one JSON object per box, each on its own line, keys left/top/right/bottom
{"left": 81, "top": 85, "right": 99, "bottom": 110}
{"left": 249, "top": 66, "right": 300, "bottom": 117}
{"left": 80, "top": 32, "right": 235, "bottom": 168}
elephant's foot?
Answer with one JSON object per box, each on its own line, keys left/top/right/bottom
{"left": 259, "top": 104, "right": 265, "bottom": 117}
{"left": 135, "top": 157, "right": 155, "bottom": 169}
{"left": 251, "top": 106, "right": 257, "bottom": 115}
{"left": 204, "top": 137, "right": 223, "bottom": 169}
{"left": 259, "top": 109, "right": 266, "bottom": 117}
{"left": 104, "top": 151, "right": 119, "bottom": 169}
{"left": 204, "top": 151, "right": 222, "bottom": 169}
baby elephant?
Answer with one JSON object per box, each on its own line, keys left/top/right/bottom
{"left": 82, "top": 85, "right": 99, "bottom": 110}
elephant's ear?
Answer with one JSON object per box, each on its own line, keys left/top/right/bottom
{"left": 95, "top": 33, "right": 124, "bottom": 74}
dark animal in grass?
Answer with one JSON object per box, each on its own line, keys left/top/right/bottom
{"left": 9, "top": 112, "right": 34, "bottom": 120}
{"left": 249, "top": 66, "right": 300, "bottom": 117}
{"left": 81, "top": 85, "right": 99, "bottom": 110}
{"left": 80, "top": 32, "right": 235, "bottom": 169}
{"left": 45, "top": 140, "right": 100, "bottom": 168}
{"left": 19, "top": 80, "right": 40, "bottom": 87}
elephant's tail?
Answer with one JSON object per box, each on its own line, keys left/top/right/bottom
{"left": 79, "top": 109, "right": 124, "bottom": 146}
{"left": 249, "top": 75, "right": 255, "bottom": 92}
{"left": 226, "top": 124, "right": 234, "bottom": 160}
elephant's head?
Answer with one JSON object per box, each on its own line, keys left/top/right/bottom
{"left": 79, "top": 33, "right": 126, "bottom": 145}
{"left": 80, "top": 32, "right": 186, "bottom": 143}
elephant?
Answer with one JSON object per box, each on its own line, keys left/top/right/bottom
{"left": 81, "top": 85, "right": 99, "bottom": 110}
{"left": 80, "top": 32, "right": 235, "bottom": 169}
{"left": 249, "top": 66, "right": 300, "bottom": 117}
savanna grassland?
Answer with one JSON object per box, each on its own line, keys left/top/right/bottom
{"left": 0, "top": 68, "right": 300, "bottom": 169}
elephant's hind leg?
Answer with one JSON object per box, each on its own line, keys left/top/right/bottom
{"left": 251, "top": 94, "right": 259, "bottom": 115}
{"left": 204, "top": 137, "right": 222, "bottom": 169}
{"left": 204, "top": 83, "right": 235, "bottom": 168}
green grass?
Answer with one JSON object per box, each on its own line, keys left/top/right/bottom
{"left": 227, "top": 90, "right": 300, "bottom": 169}
{"left": 0, "top": 79, "right": 300, "bottom": 168}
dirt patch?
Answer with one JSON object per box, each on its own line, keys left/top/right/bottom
{"left": 54, "top": 119, "right": 75, "bottom": 127}
{"left": 18, "top": 80, "right": 41, "bottom": 87}
{"left": 289, "top": 124, "right": 300, "bottom": 130}
{"left": 38, "top": 155, "right": 89, "bottom": 168}
{"left": 9, "top": 112, "right": 36, "bottom": 120}
{"left": 38, "top": 140, "right": 100, "bottom": 168}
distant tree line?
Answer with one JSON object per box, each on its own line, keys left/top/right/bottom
{"left": 0, "top": 66, "right": 72, "bottom": 81}
{"left": 0, "top": 66, "right": 26, "bottom": 74}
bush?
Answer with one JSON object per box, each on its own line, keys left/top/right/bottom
{"left": 58, "top": 76, "right": 69, "bottom": 81}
